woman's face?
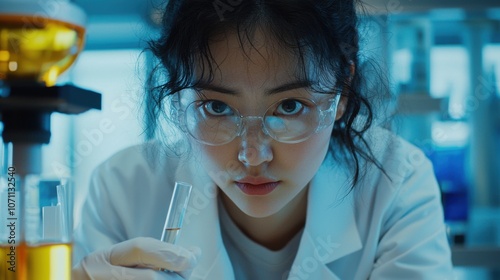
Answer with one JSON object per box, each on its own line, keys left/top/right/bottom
{"left": 183, "top": 30, "right": 341, "bottom": 218}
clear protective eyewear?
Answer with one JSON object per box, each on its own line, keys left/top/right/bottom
{"left": 181, "top": 94, "right": 341, "bottom": 146}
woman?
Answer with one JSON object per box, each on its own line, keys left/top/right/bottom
{"left": 72, "top": 0, "right": 454, "bottom": 279}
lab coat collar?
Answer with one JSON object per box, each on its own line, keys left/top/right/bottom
{"left": 174, "top": 153, "right": 361, "bottom": 279}
{"left": 287, "top": 154, "right": 362, "bottom": 279}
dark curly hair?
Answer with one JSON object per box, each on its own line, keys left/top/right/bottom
{"left": 145, "top": 0, "right": 387, "bottom": 188}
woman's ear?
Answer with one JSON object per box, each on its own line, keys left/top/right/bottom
{"left": 348, "top": 60, "right": 355, "bottom": 83}
{"left": 335, "top": 96, "right": 347, "bottom": 120}
{"left": 335, "top": 61, "right": 355, "bottom": 121}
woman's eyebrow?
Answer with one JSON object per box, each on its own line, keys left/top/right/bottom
{"left": 194, "top": 83, "right": 238, "bottom": 95}
{"left": 267, "top": 80, "right": 312, "bottom": 95}
{"left": 194, "top": 80, "right": 312, "bottom": 96}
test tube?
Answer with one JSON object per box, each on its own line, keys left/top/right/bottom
{"left": 160, "top": 181, "right": 192, "bottom": 244}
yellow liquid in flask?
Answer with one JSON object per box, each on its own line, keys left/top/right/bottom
{"left": 0, "top": 244, "right": 26, "bottom": 280}
{"left": 0, "top": 15, "right": 85, "bottom": 86}
{"left": 1, "top": 243, "right": 71, "bottom": 280}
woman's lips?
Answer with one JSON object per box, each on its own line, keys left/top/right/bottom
{"left": 235, "top": 181, "right": 280, "bottom": 195}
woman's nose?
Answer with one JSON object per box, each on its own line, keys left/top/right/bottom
{"left": 237, "top": 119, "right": 273, "bottom": 166}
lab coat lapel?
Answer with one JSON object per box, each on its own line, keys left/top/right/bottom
{"left": 173, "top": 156, "right": 235, "bottom": 280}
{"left": 287, "top": 155, "right": 362, "bottom": 280}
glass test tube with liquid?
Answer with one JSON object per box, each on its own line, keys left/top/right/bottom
{"left": 160, "top": 182, "right": 192, "bottom": 244}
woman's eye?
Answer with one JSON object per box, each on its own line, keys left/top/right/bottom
{"left": 203, "top": 100, "right": 232, "bottom": 116}
{"left": 276, "top": 99, "right": 304, "bottom": 115}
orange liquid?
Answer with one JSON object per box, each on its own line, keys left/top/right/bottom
{"left": 0, "top": 244, "right": 26, "bottom": 280}
{"left": 1, "top": 243, "right": 72, "bottom": 280}
{"left": 163, "top": 227, "right": 181, "bottom": 244}
{"left": 0, "top": 15, "right": 85, "bottom": 86}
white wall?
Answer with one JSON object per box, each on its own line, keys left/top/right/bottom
{"left": 65, "top": 49, "right": 146, "bottom": 224}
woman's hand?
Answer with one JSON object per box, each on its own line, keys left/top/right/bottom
{"left": 72, "top": 237, "right": 201, "bottom": 280}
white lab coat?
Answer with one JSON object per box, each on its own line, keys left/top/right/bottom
{"left": 74, "top": 127, "right": 454, "bottom": 279}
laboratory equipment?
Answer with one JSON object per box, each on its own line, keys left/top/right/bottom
{"left": 160, "top": 181, "right": 192, "bottom": 245}
{"left": 0, "top": 0, "right": 101, "bottom": 279}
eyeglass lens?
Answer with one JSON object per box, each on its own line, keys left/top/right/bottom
{"left": 184, "top": 97, "right": 332, "bottom": 145}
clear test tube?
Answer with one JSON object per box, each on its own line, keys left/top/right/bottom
{"left": 160, "top": 181, "right": 192, "bottom": 244}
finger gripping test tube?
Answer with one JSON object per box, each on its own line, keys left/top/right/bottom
{"left": 161, "top": 181, "right": 192, "bottom": 244}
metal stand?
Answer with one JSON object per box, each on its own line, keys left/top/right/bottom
{"left": 0, "top": 84, "right": 101, "bottom": 175}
